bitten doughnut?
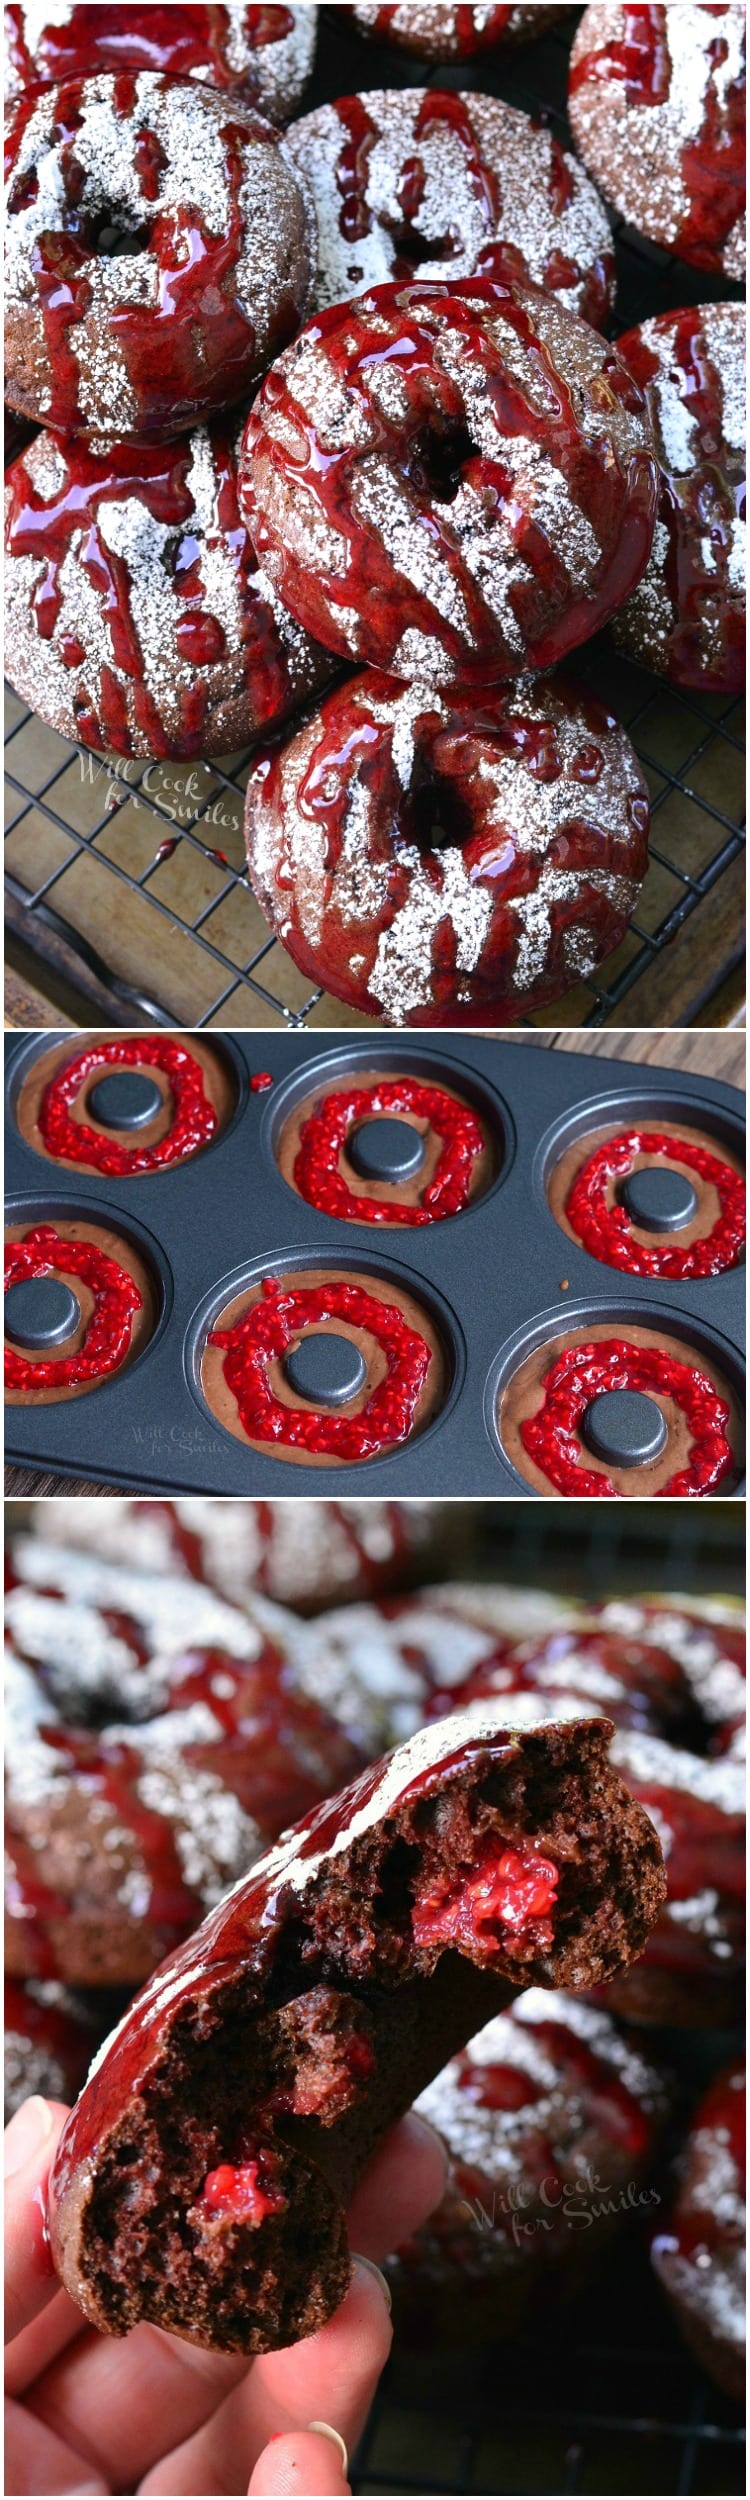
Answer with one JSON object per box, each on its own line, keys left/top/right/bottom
{"left": 4, "top": 425, "right": 333, "bottom": 758}
{"left": 4, "top": 7, "right": 318, "bottom": 124}
{"left": 48, "top": 1712, "right": 666, "bottom": 2354}
{"left": 241, "top": 276, "right": 658, "bottom": 686}
{"left": 341, "top": 5, "right": 563, "bottom": 59}
{"left": 15, "top": 1034, "right": 236, "bottom": 1177}
{"left": 568, "top": 2, "right": 745, "bottom": 279}
{"left": 5, "top": 1218, "right": 157, "bottom": 1404}
{"left": 21, "top": 1495, "right": 453, "bottom": 1616}
{"left": 561, "top": 1124, "right": 746, "bottom": 1280}
{"left": 201, "top": 1265, "right": 447, "bottom": 1463}
{"left": 244, "top": 671, "right": 650, "bottom": 1027}
{"left": 499, "top": 1320, "right": 743, "bottom": 1497}
{"left": 652, "top": 2060, "right": 745, "bottom": 2400}
{"left": 5, "top": 74, "right": 315, "bottom": 441}
{"left": 5, "top": 1544, "right": 363, "bottom": 1984}
{"left": 285, "top": 90, "right": 615, "bottom": 327}
{"left": 612, "top": 304, "right": 746, "bottom": 694}
{"left": 389, "top": 1992, "right": 669, "bottom": 2343}
{"left": 278, "top": 1068, "right": 494, "bottom": 1225}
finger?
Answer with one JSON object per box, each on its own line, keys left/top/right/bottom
{"left": 5, "top": 2393, "right": 109, "bottom": 2496}
{"left": 248, "top": 2428, "right": 350, "bottom": 2495}
{"left": 346, "top": 2112, "right": 448, "bottom": 2262}
{"left": 140, "top": 2259, "right": 390, "bottom": 2496}
{"left": 5, "top": 2289, "right": 87, "bottom": 2399}
{"left": 4, "top": 2098, "right": 68, "bottom": 2346}
{"left": 29, "top": 2320, "right": 245, "bottom": 2488}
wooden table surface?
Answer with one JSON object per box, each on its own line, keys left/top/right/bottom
{"left": 5, "top": 1027, "right": 745, "bottom": 1500}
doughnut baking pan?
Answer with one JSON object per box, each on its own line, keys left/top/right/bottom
{"left": 4, "top": 1032, "right": 745, "bottom": 1495}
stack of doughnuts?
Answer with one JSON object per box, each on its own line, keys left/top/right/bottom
{"left": 5, "top": 3, "right": 745, "bottom": 1022}
{"left": 4, "top": 1510, "right": 745, "bottom": 2393}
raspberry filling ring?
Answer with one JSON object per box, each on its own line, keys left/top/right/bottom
{"left": 38, "top": 1039, "right": 220, "bottom": 1177}
{"left": 5, "top": 1224, "right": 143, "bottom": 1392}
{"left": 209, "top": 1275, "right": 432, "bottom": 1459}
{"left": 292, "top": 1078, "right": 486, "bottom": 1225}
{"left": 519, "top": 1337, "right": 735, "bottom": 1499}
{"left": 566, "top": 1130, "right": 746, "bottom": 1279}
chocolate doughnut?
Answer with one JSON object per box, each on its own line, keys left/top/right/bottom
{"left": 241, "top": 275, "right": 658, "bottom": 686}
{"left": 4, "top": 6, "right": 318, "bottom": 123}
{"left": 652, "top": 2060, "right": 745, "bottom": 2400}
{"left": 200, "top": 1264, "right": 448, "bottom": 1463}
{"left": 285, "top": 89, "right": 614, "bottom": 327}
{"left": 244, "top": 670, "right": 649, "bottom": 1027}
{"left": 21, "top": 1494, "right": 453, "bottom": 1615}
{"left": 341, "top": 5, "right": 564, "bottom": 60}
{"left": 48, "top": 1710, "right": 666, "bottom": 2353}
{"left": 5, "top": 73, "right": 315, "bottom": 440}
{"left": 568, "top": 2, "right": 745, "bottom": 279}
{"left": 612, "top": 303, "right": 745, "bottom": 694}
{"left": 4, "top": 424, "right": 333, "bottom": 758}
{"left": 5, "top": 1217, "right": 157, "bottom": 1404}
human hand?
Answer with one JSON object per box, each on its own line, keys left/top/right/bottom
{"left": 5, "top": 2094, "right": 447, "bottom": 2496}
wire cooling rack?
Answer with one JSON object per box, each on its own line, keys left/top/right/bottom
{"left": 4, "top": 5, "right": 746, "bottom": 1030}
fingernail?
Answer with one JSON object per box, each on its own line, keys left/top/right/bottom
{"left": 308, "top": 2422, "right": 349, "bottom": 2475}
{"left": 4, "top": 2095, "right": 55, "bottom": 2178}
{"left": 352, "top": 2253, "right": 392, "bottom": 2313}
{"left": 408, "top": 2111, "right": 450, "bottom": 2182}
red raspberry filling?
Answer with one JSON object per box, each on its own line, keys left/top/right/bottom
{"left": 413, "top": 1840, "right": 558, "bottom": 1958}
{"left": 39, "top": 1038, "right": 219, "bottom": 1176}
{"left": 293, "top": 1078, "right": 486, "bottom": 1225}
{"left": 5, "top": 1225, "right": 142, "bottom": 1391}
{"left": 565, "top": 1130, "right": 746, "bottom": 1278}
{"left": 199, "top": 2156, "right": 286, "bottom": 2227}
{"left": 520, "top": 1336, "right": 735, "bottom": 1497}
{"left": 210, "top": 1275, "right": 432, "bottom": 1458}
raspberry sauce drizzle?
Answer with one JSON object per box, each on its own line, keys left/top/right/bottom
{"left": 566, "top": 1129, "right": 746, "bottom": 1278}
{"left": 293, "top": 1078, "right": 486, "bottom": 1224}
{"left": 5, "top": 6, "right": 295, "bottom": 96}
{"left": 5, "top": 428, "right": 300, "bottom": 756}
{"left": 39, "top": 1038, "right": 219, "bottom": 1175}
{"left": 616, "top": 308, "right": 745, "bottom": 694}
{"left": 210, "top": 1274, "right": 432, "bottom": 1458}
{"left": 520, "top": 1337, "right": 735, "bottom": 1497}
{"left": 570, "top": 3, "right": 745, "bottom": 269}
{"left": 5, "top": 1225, "right": 142, "bottom": 1391}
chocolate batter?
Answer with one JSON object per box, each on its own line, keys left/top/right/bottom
{"left": 500, "top": 1321, "right": 744, "bottom": 1497}
{"left": 5, "top": 1218, "right": 158, "bottom": 1405}
{"left": 200, "top": 1265, "right": 448, "bottom": 1466}
{"left": 15, "top": 1036, "right": 236, "bottom": 1175}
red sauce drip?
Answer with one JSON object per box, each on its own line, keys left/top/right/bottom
{"left": 413, "top": 1841, "right": 558, "bottom": 1957}
{"left": 5, "top": 426, "right": 298, "bottom": 757}
{"left": 519, "top": 1336, "right": 735, "bottom": 1497}
{"left": 622, "top": 1780, "right": 744, "bottom": 1984}
{"left": 362, "top": 3, "right": 519, "bottom": 51}
{"left": 566, "top": 1127, "right": 746, "bottom": 1277}
{"left": 38, "top": 1036, "right": 220, "bottom": 1175}
{"left": 570, "top": 4, "right": 745, "bottom": 267}
{"left": 6, "top": 3, "right": 294, "bottom": 93}
{"left": 199, "top": 2155, "right": 286, "bottom": 2225}
{"left": 5, "top": 1224, "right": 142, "bottom": 1391}
{"left": 293, "top": 1077, "right": 486, "bottom": 1225}
{"left": 250, "top": 1070, "right": 274, "bottom": 1091}
{"left": 334, "top": 94, "right": 378, "bottom": 242}
{"left": 456, "top": 2019, "right": 650, "bottom": 2157}
{"left": 242, "top": 277, "right": 658, "bottom": 685}
{"left": 617, "top": 309, "right": 745, "bottom": 693}
{"left": 209, "top": 1273, "right": 432, "bottom": 1459}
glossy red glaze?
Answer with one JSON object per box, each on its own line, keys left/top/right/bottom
{"left": 4, "top": 427, "right": 312, "bottom": 757}
{"left": 412, "top": 1842, "right": 558, "bottom": 1957}
{"left": 455, "top": 2015, "right": 651, "bottom": 2157}
{"left": 293, "top": 1078, "right": 486, "bottom": 1224}
{"left": 565, "top": 1129, "right": 746, "bottom": 1276}
{"left": 199, "top": 2155, "right": 286, "bottom": 2224}
{"left": 519, "top": 1337, "right": 735, "bottom": 1497}
{"left": 5, "top": 1224, "right": 142, "bottom": 1391}
{"left": 38, "top": 1037, "right": 219, "bottom": 1174}
{"left": 624, "top": 1779, "right": 744, "bottom": 1982}
{"left": 5, "top": 6, "right": 295, "bottom": 100}
{"left": 241, "top": 276, "right": 658, "bottom": 686}
{"left": 615, "top": 308, "right": 745, "bottom": 695}
{"left": 210, "top": 1274, "right": 432, "bottom": 1458}
{"left": 458, "top": 1625, "right": 691, "bottom": 1742}
{"left": 5, "top": 73, "right": 308, "bottom": 440}
{"left": 244, "top": 671, "right": 649, "bottom": 1028}
{"left": 569, "top": 3, "right": 745, "bottom": 271}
